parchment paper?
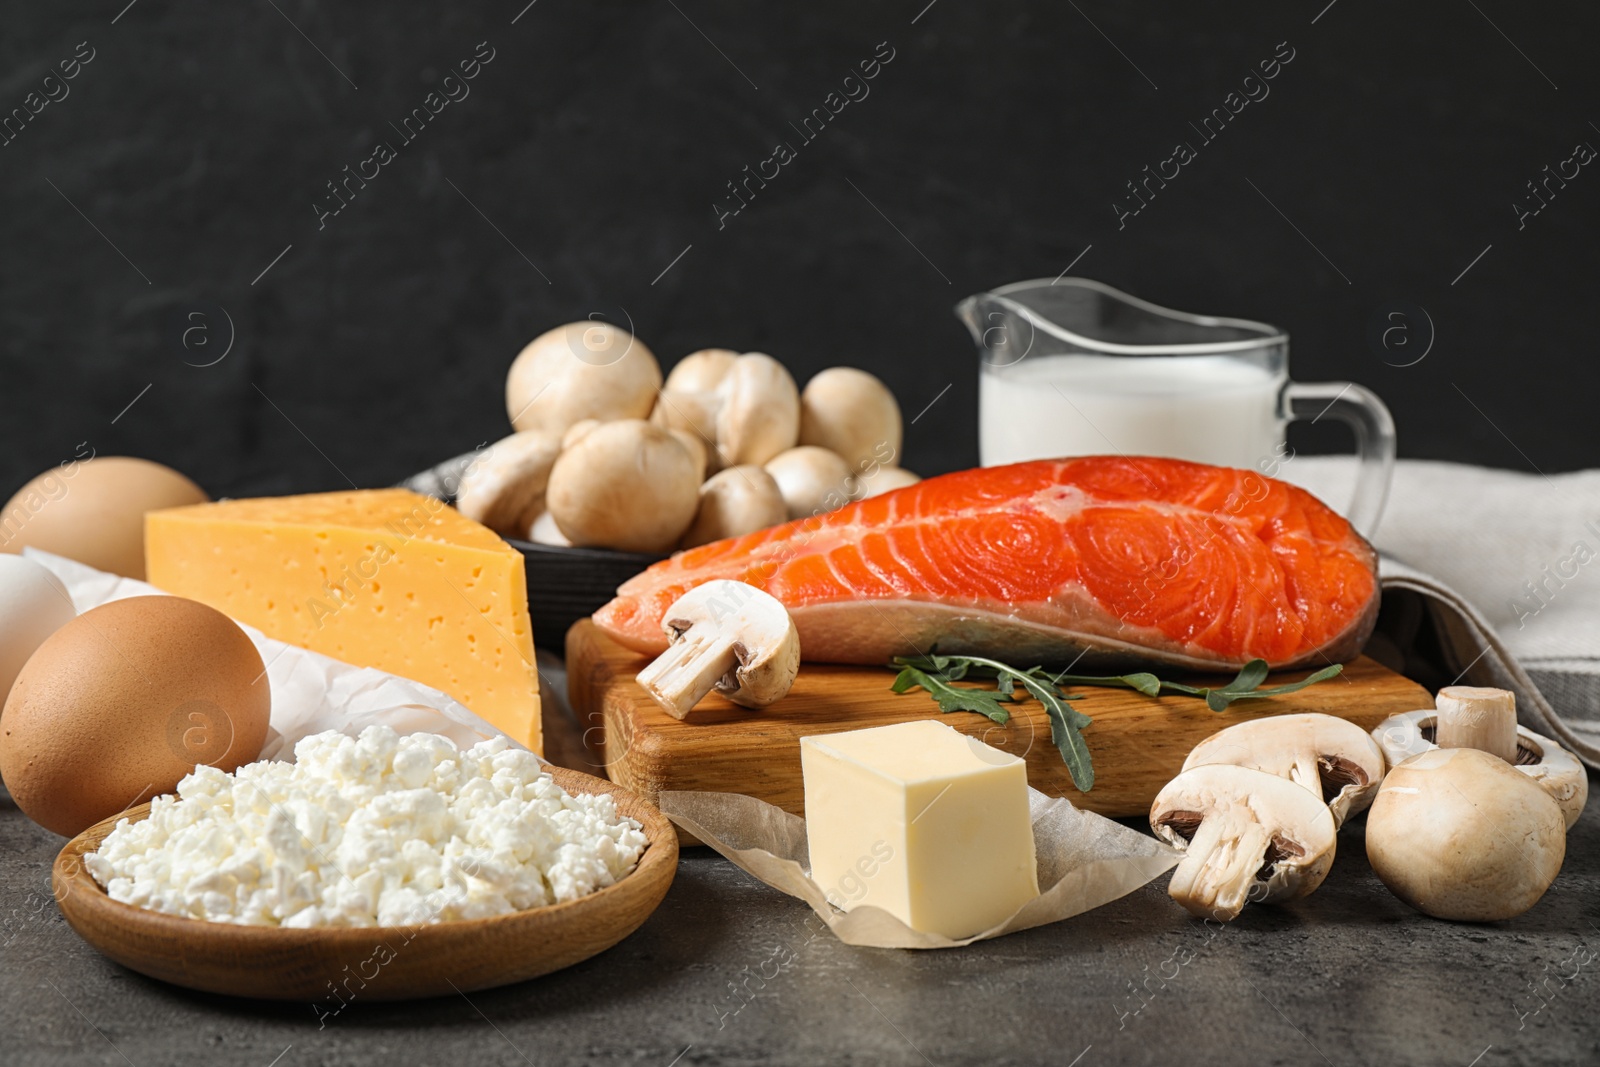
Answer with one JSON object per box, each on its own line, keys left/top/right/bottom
{"left": 659, "top": 788, "right": 1178, "bottom": 949}
{"left": 27, "top": 550, "right": 513, "bottom": 760}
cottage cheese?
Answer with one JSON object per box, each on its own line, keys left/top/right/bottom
{"left": 85, "top": 726, "right": 648, "bottom": 927}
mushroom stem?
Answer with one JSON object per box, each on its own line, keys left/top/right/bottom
{"left": 1168, "top": 817, "right": 1271, "bottom": 921}
{"left": 636, "top": 628, "right": 740, "bottom": 719}
{"left": 1288, "top": 754, "right": 1322, "bottom": 799}
{"left": 1435, "top": 686, "right": 1518, "bottom": 764}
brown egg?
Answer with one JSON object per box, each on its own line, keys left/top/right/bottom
{"left": 0, "top": 456, "right": 208, "bottom": 579}
{"left": 0, "top": 595, "right": 269, "bottom": 837}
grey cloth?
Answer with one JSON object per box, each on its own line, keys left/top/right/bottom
{"left": 1286, "top": 457, "right": 1600, "bottom": 767}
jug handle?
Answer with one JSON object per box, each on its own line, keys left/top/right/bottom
{"left": 1284, "top": 381, "right": 1396, "bottom": 539}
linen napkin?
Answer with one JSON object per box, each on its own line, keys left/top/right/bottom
{"left": 1285, "top": 457, "right": 1600, "bottom": 768}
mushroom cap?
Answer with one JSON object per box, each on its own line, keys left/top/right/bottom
{"left": 681, "top": 466, "right": 788, "bottom": 549}
{"left": 1151, "top": 764, "right": 1337, "bottom": 920}
{"left": 561, "top": 419, "right": 602, "bottom": 450}
{"left": 1365, "top": 747, "right": 1565, "bottom": 922}
{"left": 799, "top": 367, "right": 903, "bottom": 471}
{"left": 527, "top": 510, "right": 571, "bottom": 547}
{"left": 545, "top": 419, "right": 700, "bottom": 553}
{"left": 1372, "top": 710, "right": 1588, "bottom": 829}
{"left": 659, "top": 579, "right": 800, "bottom": 708}
{"left": 715, "top": 353, "right": 800, "bottom": 467}
{"left": 763, "top": 446, "right": 856, "bottom": 521}
{"left": 855, "top": 466, "right": 921, "bottom": 499}
{"left": 635, "top": 578, "right": 801, "bottom": 717}
{"left": 664, "top": 348, "right": 739, "bottom": 393}
{"left": 651, "top": 390, "right": 723, "bottom": 474}
{"left": 1182, "top": 713, "right": 1386, "bottom": 827}
{"left": 669, "top": 429, "right": 710, "bottom": 484}
{"left": 454, "top": 431, "right": 563, "bottom": 538}
{"left": 506, "top": 322, "right": 661, "bottom": 435}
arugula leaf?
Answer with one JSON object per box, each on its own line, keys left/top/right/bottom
{"left": 888, "top": 651, "right": 1345, "bottom": 793}
{"left": 890, "top": 665, "right": 1012, "bottom": 725}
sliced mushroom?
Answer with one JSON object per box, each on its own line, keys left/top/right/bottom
{"left": 634, "top": 579, "right": 800, "bottom": 719}
{"left": 715, "top": 353, "right": 800, "bottom": 468}
{"left": 545, "top": 420, "right": 701, "bottom": 553}
{"left": 799, "top": 367, "right": 903, "bottom": 471}
{"left": 681, "top": 466, "right": 788, "bottom": 549}
{"left": 455, "top": 431, "right": 563, "bottom": 538}
{"left": 1365, "top": 748, "right": 1566, "bottom": 921}
{"left": 854, "top": 466, "right": 921, "bottom": 499}
{"left": 1182, "top": 713, "right": 1386, "bottom": 827}
{"left": 1372, "top": 710, "right": 1588, "bottom": 829}
{"left": 506, "top": 322, "right": 661, "bottom": 436}
{"left": 1150, "top": 764, "right": 1337, "bottom": 921}
{"left": 763, "top": 446, "right": 856, "bottom": 521}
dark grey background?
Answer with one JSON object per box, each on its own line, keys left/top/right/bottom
{"left": 1, "top": 0, "right": 1594, "bottom": 501}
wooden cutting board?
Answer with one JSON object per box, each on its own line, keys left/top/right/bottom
{"left": 566, "top": 620, "right": 1432, "bottom": 841}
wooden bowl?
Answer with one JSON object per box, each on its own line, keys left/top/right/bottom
{"left": 52, "top": 766, "right": 678, "bottom": 1001}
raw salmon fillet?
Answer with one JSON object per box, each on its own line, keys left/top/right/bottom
{"left": 594, "top": 457, "right": 1379, "bottom": 672}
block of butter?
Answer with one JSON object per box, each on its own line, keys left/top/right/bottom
{"left": 146, "top": 489, "right": 542, "bottom": 753}
{"left": 800, "top": 720, "right": 1039, "bottom": 939}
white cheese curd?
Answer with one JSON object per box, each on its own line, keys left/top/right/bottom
{"left": 84, "top": 726, "right": 648, "bottom": 927}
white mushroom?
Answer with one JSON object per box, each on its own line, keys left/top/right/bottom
{"left": 506, "top": 322, "right": 661, "bottom": 436}
{"left": 663, "top": 348, "right": 739, "bottom": 393}
{"left": 681, "top": 466, "right": 788, "bottom": 549}
{"left": 561, "top": 419, "right": 602, "bottom": 450}
{"left": 715, "top": 353, "right": 800, "bottom": 468}
{"left": 799, "top": 367, "right": 903, "bottom": 471}
{"left": 1365, "top": 748, "right": 1566, "bottom": 921}
{"left": 527, "top": 510, "right": 571, "bottom": 547}
{"left": 1372, "top": 709, "right": 1588, "bottom": 829}
{"left": 651, "top": 389, "right": 723, "bottom": 473}
{"left": 634, "top": 579, "right": 800, "bottom": 719}
{"left": 763, "top": 446, "right": 856, "bottom": 521}
{"left": 544, "top": 420, "right": 700, "bottom": 553}
{"left": 1182, "top": 713, "right": 1386, "bottom": 827}
{"left": 854, "top": 466, "right": 921, "bottom": 500}
{"left": 670, "top": 429, "right": 710, "bottom": 484}
{"left": 454, "top": 431, "right": 563, "bottom": 538}
{"left": 1150, "top": 764, "right": 1337, "bottom": 921}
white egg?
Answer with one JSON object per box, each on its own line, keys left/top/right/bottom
{"left": 0, "top": 555, "right": 77, "bottom": 703}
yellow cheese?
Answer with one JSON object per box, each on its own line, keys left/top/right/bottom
{"left": 800, "top": 720, "right": 1038, "bottom": 939}
{"left": 145, "top": 489, "right": 542, "bottom": 753}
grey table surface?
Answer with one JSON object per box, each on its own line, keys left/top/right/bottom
{"left": 3, "top": 769, "right": 1598, "bottom": 1067}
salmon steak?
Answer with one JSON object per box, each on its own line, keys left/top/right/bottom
{"left": 594, "top": 457, "right": 1380, "bottom": 672}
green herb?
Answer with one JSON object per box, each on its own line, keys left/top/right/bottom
{"left": 889, "top": 652, "right": 1343, "bottom": 792}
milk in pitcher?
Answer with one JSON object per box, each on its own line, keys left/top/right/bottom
{"left": 978, "top": 353, "right": 1286, "bottom": 469}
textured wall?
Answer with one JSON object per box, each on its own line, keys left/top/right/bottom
{"left": 1, "top": 1, "right": 1595, "bottom": 500}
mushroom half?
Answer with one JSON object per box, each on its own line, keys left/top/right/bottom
{"left": 1182, "top": 713, "right": 1386, "bottom": 827}
{"left": 1150, "top": 764, "right": 1337, "bottom": 922}
{"left": 1372, "top": 709, "right": 1588, "bottom": 829}
{"left": 634, "top": 579, "right": 801, "bottom": 719}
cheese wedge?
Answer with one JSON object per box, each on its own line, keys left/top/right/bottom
{"left": 145, "top": 489, "right": 542, "bottom": 753}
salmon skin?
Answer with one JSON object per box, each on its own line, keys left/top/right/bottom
{"left": 595, "top": 457, "right": 1380, "bottom": 673}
